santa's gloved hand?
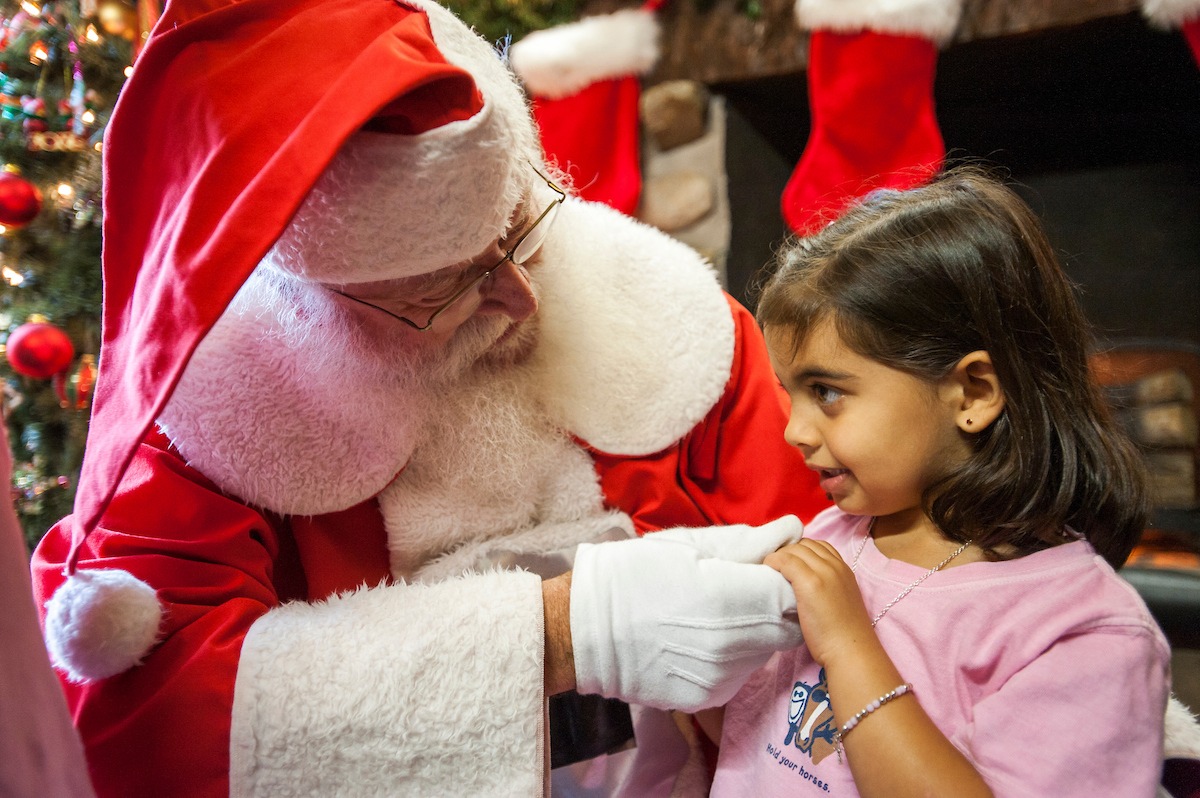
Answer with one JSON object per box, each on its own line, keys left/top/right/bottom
{"left": 570, "top": 515, "right": 804, "bottom": 712}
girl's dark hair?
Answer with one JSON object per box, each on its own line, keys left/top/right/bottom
{"left": 757, "top": 167, "right": 1148, "bottom": 568}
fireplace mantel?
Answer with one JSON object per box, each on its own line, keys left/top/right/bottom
{"left": 574, "top": 0, "right": 1144, "bottom": 84}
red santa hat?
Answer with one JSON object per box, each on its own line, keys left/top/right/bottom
{"left": 783, "top": 0, "right": 962, "bottom": 234}
{"left": 43, "top": 0, "right": 541, "bottom": 683}
{"left": 510, "top": 1, "right": 663, "bottom": 214}
{"left": 1142, "top": 0, "right": 1200, "bottom": 64}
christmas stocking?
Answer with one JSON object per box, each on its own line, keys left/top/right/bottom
{"left": 1142, "top": 0, "right": 1200, "bottom": 66}
{"left": 783, "top": 0, "right": 962, "bottom": 235}
{"left": 510, "top": 4, "right": 662, "bottom": 215}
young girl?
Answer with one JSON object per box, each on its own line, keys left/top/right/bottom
{"left": 709, "top": 169, "right": 1170, "bottom": 797}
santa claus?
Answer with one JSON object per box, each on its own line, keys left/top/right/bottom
{"left": 29, "top": 0, "right": 830, "bottom": 795}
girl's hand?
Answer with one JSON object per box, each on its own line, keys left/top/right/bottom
{"left": 766, "top": 540, "right": 995, "bottom": 798}
{"left": 764, "top": 539, "right": 875, "bottom": 669}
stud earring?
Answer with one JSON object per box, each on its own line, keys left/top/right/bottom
{"left": 965, "top": 418, "right": 973, "bottom": 426}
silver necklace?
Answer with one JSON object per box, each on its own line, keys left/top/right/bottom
{"left": 849, "top": 521, "right": 970, "bottom": 627}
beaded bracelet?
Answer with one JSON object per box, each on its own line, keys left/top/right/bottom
{"left": 833, "top": 683, "right": 913, "bottom": 761}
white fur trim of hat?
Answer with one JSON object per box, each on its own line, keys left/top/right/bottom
{"left": 509, "top": 8, "right": 660, "bottom": 100}
{"left": 795, "top": 0, "right": 964, "bottom": 44}
{"left": 268, "top": 0, "right": 543, "bottom": 284}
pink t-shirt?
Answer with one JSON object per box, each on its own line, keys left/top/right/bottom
{"left": 711, "top": 508, "right": 1171, "bottom": 798}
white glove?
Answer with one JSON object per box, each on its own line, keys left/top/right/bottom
{"left": 570, "top": 515, "right": 804, "bottom": 712}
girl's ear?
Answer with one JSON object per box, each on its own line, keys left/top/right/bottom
{"left": 946, "top": 350, "right": 1005, "bottom": 433}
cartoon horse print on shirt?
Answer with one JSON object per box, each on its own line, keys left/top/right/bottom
{"left": 784, "top": 668, "right": 838, "bottom": 765}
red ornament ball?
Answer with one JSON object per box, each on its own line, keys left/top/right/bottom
{"left": 0, "top": 170, "right": 43, "bottom": 228}
{"left": 6, "top": 320, "right": 74, "bottom": 379}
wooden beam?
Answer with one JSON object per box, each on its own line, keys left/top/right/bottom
{"left": 960, "top": 0, "right": 1140, "bottom": 39}
{"left": 624, "top": 0, "right": 1143, "bottom": 84}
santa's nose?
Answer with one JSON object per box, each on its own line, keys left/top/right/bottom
{"left": 477, "top": 258, "right": 538, "bottom": 324}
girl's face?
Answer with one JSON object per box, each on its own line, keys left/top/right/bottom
{"left": 767, "top": 319, "right": 973, "bottom": 530}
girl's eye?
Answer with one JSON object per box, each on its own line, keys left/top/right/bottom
{"left": 811, "top": 383, "right": 843, "bottom": 406}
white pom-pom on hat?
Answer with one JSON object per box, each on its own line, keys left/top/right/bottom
{"left": 44, "top": 568, "right": 162, "bottom": 683}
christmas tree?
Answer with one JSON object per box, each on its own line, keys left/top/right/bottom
{"left": 0, "top": 0, "right": 138, "bottom": 551}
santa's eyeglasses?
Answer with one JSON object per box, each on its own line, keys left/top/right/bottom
{"left": 329, "top": 166, "right": 566, "bottom": 332}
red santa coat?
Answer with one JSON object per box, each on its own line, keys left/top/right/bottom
{"left": 31, "top": 200, "right": 828, "bottom": 796}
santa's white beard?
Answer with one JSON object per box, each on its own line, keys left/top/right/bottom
{"left": 379, "top": 354, "right": 624, "bottom": 582}
{"left": 405, "top": 361, "right": 555, "bottom": 501}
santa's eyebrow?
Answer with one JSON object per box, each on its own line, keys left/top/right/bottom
{"left": 415, "top": 264, "right": 472, "bottom": 288}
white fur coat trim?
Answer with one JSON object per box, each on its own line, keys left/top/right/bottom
{"left": 510, "top": 9, "right": 660, "bottom": 100}
{"left": 795, "top": 0, "right": 963, "bottom": 44}
{"left": 230, "top": 570, "right": 544, "bottom": 797}
{"left": 531, "top": 197, "right": 734, "bottom": 455}
{"left": 1142, "top": 0, "right": 1200, "bottom": 26}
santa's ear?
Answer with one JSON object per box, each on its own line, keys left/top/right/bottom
{"left": 944, "top": 350, "right": 1004, "bottom": 433}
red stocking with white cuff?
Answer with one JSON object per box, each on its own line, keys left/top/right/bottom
{"left": 510, "top": 3, "right": 662, "bottom": 215}
{"left": 783, "top": 0, "right": 962, "bottom": 235}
